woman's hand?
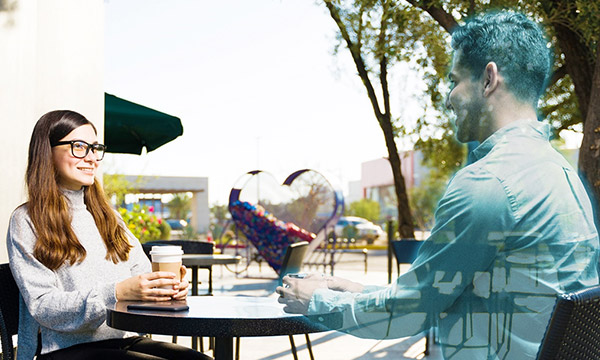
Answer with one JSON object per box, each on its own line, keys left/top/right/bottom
{"left": 116, "top": 271, "right": 181, "bottom": 301}
{"left": 172, "top": 265, "right": 189, "bottom": 300}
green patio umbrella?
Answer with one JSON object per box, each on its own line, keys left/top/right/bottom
{"left": 104, "top": 93, "right": 183, "bottom": 155}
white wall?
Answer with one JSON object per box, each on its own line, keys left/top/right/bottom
{"left": 0, "top": 0, "right": 103, "bottom": 263}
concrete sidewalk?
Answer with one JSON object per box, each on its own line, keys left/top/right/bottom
{"left": 154, "top": 250, "right": 443, "bottom": 360}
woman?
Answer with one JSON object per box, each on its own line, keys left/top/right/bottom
{"left": 6, "top": 110, "right": 211, "bottom": 360}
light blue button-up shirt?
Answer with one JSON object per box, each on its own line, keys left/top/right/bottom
{"left": 308, "top": 119, "right": 599, "bottom": 359}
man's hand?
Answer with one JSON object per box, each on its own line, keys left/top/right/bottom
{"left": 321, "top": 275, "right": 365, "bottom": 293}
{"left": 276, "top": 274, "right": 328, "bottom": 314}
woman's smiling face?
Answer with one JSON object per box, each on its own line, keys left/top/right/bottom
{"left": 51, "top": 124, "right": 100, "bottom": 190}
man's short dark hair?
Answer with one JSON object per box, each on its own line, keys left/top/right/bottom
{"left": 451, "top": 11, "right": 551, "bottom": 105}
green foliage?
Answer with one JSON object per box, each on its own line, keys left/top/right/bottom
{"left": 324, "top": 0, "right": 598, "bottom": 179}
{"left": 540, "top": 75, "right": 582, "bottom": 137}
{"left": 342, "top": 224, "right": 358, "bottom": 240}
{"left": 211, "top": 204, "right": 229, "bottom": 223}
{"left": 210, "top": 204, "right": 229, "bottom": 240}
{"left": 182, "top": 223, "right": 199, "bottom": 240}
{"left": 166, "top": 193, "right": 192, "bottom": 220}
{"left": 158, "top": 220, "right": 171, "bottom": 240}
{"left": 408, "top": 169, "right": 448, "bottom": 230}
{"left": 346, "top": 198, "right": 381, "bottom": 223}
{"left": 119, "top": 204, "right": 163, "bottom": 243}
{"left": 103, "top": 174, "right": 133, "bottom": 206}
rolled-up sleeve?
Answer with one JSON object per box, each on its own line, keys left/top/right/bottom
{"left": 308, "top": 167, "right": 515, "bottom": 339}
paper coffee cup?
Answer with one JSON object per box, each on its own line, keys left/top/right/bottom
{"left": 150, "top": 245, "right": 183, "bottom": 289}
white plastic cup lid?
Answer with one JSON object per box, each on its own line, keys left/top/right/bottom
{"left": 149, "top": 245, "right": 183, "bottom": 256}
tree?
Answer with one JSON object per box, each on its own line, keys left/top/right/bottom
{"left": 210, "top": 204, "right": 230, "bottom": 239}
{"left": 400, "top": 0, "right": 600, "bottom": 214}
{"left": 210, "top": 204, "right": 229, "bottom": 223}
{"left": 323, "top": 0, "right": 599, "bottom": 222}
{"left": 103, "top": 173, "right": 133, "bottom": 207}
{"left": 409, "top": 169, "right": 448, "bottom": 230}
{"left": 324, "top": 0, "right": 417, "bottom": 238}
{"left": 346, "top": 198, "right": 381, "bottom": 223}
{"left": 166, "top": 193, "right": 192, "bottom": 220}
{"left": 102, "top": 174, "right": 147, "bottom": 208}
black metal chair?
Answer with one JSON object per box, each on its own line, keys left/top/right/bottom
{"left": 235, "top": 241, "right": 313, "bottom": 360}
{"left": 391, "top": 239, "right": 423, "bottom": 276}
{"left": 142, "top": 240, "right": 214, "bottom": 351}
{"left": 279, "top": 242, "right": 313, "bottom": 360}
{"left": 142, "top": 240, "right": 215, "bottom": 294}
{"left": 279, "top": 241, "right": 310, "bottom": 283}
{"left": 537, "top": 285, "right": 600, "bottom": 359}
{"left": 0, "top": 263, "right": 20, "bottom": 360}
{"left": 390, "top": 239, "right": 430, "bottom": 355}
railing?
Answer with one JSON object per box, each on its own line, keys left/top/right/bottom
{"left": 303, "top": 236, "right": 369, "bottom": 275}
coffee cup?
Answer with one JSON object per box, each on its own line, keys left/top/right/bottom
{"left": 149, "top": 245, "right": 184, "bottom": 289}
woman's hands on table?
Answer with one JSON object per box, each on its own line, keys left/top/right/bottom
{"left": 116, "top": 265, "right": 190, "bottom": 301}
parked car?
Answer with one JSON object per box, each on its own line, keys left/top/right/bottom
{"left": 166, "top": 218, "right": 188, "bottom": 230}
{"left": 164, "top": 219, "right": 188, "bottom": 239}
{"left": 334, "top": 216, "right": 384, "bottom": 243}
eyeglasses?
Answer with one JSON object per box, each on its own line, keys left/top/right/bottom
{"left": 52, "top": 140, "right": 107, "bottom": 161}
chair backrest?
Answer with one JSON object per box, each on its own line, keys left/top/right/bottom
{"left": 391, "top": 239, "right": 423, "bottom": 265}
{"left": 537, "top": 285, "right": 600, "bottom": 360}
{"left": 142, "top": 240, "right": 214, "bottom": 260}
{"left": 279, "top": 241, "right": 309, "bottom": 279}
{"left": 0, "top": 263, "right": 19, "bottom": 360}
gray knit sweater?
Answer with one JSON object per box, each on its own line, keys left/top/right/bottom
{"left": 6, "top": 189, "right": 151, "bottom": 360}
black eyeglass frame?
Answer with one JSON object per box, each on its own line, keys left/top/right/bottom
{"left": 51, "top": 140, "right": 107, "bottom": 161}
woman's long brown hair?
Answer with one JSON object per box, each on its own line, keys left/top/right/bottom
{"left": 26, "top": 110, "right": 132, "bottom": 270}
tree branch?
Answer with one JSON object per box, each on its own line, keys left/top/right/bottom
{"left": 325, "top": 1, "right": 383, "bottom": 120}
{"left": 379, "top": 1, "right": 390, "bottom": 117}
{"left": 468, "top": 0, "right": 475, "bottom": 16}
{"left": 405, "top": 0, "right": 459, "bottom": 34}
{"left": 547, "top": 65, "right": 568, "bottom": 89}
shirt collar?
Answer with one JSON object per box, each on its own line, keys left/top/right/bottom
{"left": 468, "top": 119, "right": 550, "bottom": 162}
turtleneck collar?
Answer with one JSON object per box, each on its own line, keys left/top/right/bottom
{"left": 61, "top": 187, "right": 86, "bottom": 210}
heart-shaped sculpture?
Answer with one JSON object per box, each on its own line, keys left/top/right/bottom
{"left": 228, "top": 169, "right": 343, "bottom": 272}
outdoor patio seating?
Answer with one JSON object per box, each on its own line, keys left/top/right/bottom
{"left": 0, "top": 263, "right": 20, "bottom": 360}
{"left": 537, "top": 285, "right": 600, "bottom": 359}
{"left": 142, "top": 239, "right": 214, "bottom": 294}
{"left": 234, "top": 241, "right": 314, "bottom": 360}
{"left": 142, "top": 240, "right": 214, "bottom": 350}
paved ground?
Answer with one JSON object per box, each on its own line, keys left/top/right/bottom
{"left": 152, "top": 249, "right": 444, "bottom": 360}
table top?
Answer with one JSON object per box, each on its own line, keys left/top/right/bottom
{"left": 182, "top": 254, "right": 241, "bottom": 266}
{"left": 107, "top": 296, "right": 341, "bottom": 338}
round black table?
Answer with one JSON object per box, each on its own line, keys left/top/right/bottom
{"left": 182, "top": 254, "right": 241, "bottom": 295}
{"left": 107, "top": 296, "right": 341, "bottom": 360}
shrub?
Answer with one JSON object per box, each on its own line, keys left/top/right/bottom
{"left": 119, "top": 204, "right": 163, "bottom": 243}
{"left": 159, "top": 220, "right": 172, "bottom": 240}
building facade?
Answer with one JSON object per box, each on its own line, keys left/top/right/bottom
{"left": 0, "top": 0, "right": 104, "bottom": 263}
{"left": 359, "top": 150, "right": 428, "bottom": 219}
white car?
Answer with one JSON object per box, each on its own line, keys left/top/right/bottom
{"left": 334, "top": 216, "right": 384, "bottom": 242}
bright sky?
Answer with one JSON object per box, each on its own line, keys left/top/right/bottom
{"left": 103, "top": 0, "right": 426, "bottom": 205}
{"left": 104, "top": 1, "right": 586, "bottom": 207}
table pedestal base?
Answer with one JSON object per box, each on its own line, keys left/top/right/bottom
{"left": 214, "top": 337, "right": 234, "bottom": 360}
